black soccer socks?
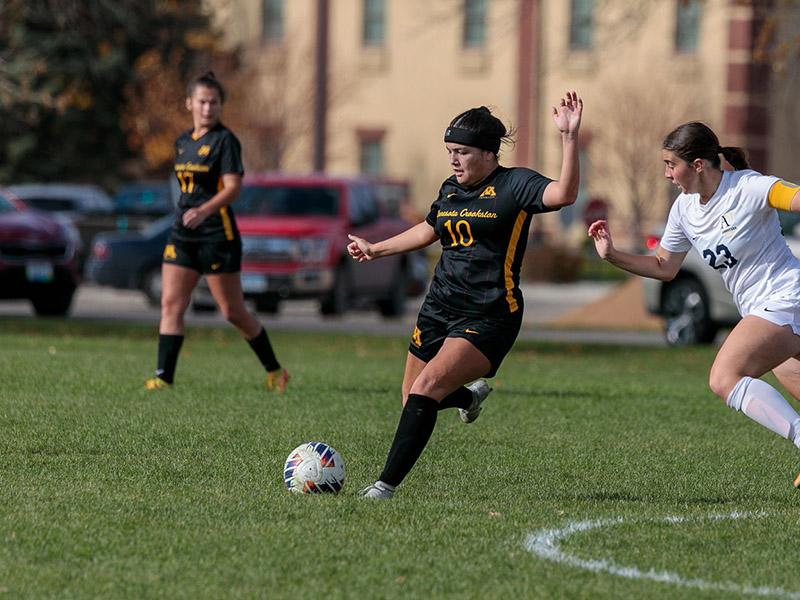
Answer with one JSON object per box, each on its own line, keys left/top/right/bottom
{"left": 156, "top": 333, "right": 184, "bottom": 384}
{"left": 437, "top": 386, "right": 473, "bottom": 410}
{"left": 247, "top": 327, "right": 281, "bottom": 372}
{"left": 379, "top": 393, "right": 439, "bottom": 487}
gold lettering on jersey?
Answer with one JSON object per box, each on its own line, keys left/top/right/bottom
{"left": 198, "top": 145, "right": 211, "bottom": 156}
{"left": 436, "top": 208, "right": 497, "bottom": 219}
{"left": 174, "top": 162, "right": 211, "bottom": 173}
{"left": 459, "top": 208, "right": 497, "bottom": 219}
{"left": 479, "top": 186, "right": 496, "bottom": 198}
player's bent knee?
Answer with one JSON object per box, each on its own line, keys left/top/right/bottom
{"left": 223, "top": 307, "right": 248, "bottom": 326}
{"left": 708, "top": 368, "right": 739, "bottom": 401}
{"left": 409, "top": 373, "right": 449, "bottom": 400}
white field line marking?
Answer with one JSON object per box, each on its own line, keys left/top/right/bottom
{"left": 523, "top": 510, "right": 800, "bottom": 599}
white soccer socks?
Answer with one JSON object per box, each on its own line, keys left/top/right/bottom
{"left": 726, "top": 376, "right": 800, "bottom": 447}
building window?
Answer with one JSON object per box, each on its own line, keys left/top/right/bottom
{"left": 262, "top": 0, "right": 284, "bottom": 43}
{"left": 569, "top": 0, "right": 593, "bottom": 50}
{"left": 463, "top": 0, "right": 487, "bottom": 48}
{"left": 675, "top": 0, "right": 702, "bottom": 53}
{"left": 358, "top": 130, "right": 385, "bottom": 175}
{"left": 363, "top": 0, "right": 385, "bottom": 46}
{"left": 360, "top": 140, "right": 383, "bottom": 175}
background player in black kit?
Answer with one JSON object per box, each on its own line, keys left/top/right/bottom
{"left": 145, "top": 72, "right": 289, "bottom": 392}
{"left": 348, "top": 92, "right": 583, "bottom": 498}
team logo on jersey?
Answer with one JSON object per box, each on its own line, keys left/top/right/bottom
{"left": 163, "top": 244, "right": 177, "bottom": 260}
{"left": 479, "top": 186, "right": 496, "bottom": 198}
{"left": 720, "top": 211, "right": 738, "bottom": 236}
{"left": 210, "top": 262, "right": 221, "bottom": 271}
{"left": 411, "top": 326, "right": 422, "bottom": 347}
{"left": 447, "top": 192, "right": 457, "bottom": 198}
{"left": 198, "top": 144, "right": 211, "bottom": 156}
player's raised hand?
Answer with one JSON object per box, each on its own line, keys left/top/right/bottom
{"left": 347, "top": 234, "right": 375, "bottom": 262}
{"left": 587, "top": 219, "right": 613, "bottom": 259}
{"left": 552, "top": 91, "right": 583, "bottom": 137}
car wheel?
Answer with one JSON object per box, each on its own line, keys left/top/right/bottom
{"left": 30, "top": 284, "right": 76, "bottom": 317}
{"left": 255, "top": 295, "right": 281, "bottom": 314}
{"left": 191, "top": 297, "right": 217, "bottom": 313}
{"left": 661, "top": 278, "right": 718, "bottom": 346}
{"left": 320, "top": 264, "right": 350, "bottom": 316}
{"left": 377, "top": 264, "right": 407, "bottom": 318}
{"left": 142, "top": 267, "right": 162, "bottom": 307}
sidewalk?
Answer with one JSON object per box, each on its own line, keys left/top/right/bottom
{"left": 523, "top": 277, "right": 663, "bottom": 331}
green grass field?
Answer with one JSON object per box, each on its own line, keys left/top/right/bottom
{"left": 1, "top": 318, "right": 799, "bottom": 599}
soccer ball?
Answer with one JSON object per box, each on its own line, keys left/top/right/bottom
{"left": 283, "top": 441, "right": 346, "bottom": 494}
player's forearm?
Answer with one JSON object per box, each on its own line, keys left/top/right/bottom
{"left": 199, "top": 184, "right": 240, "bottom": 216}
{"left": 371, "top": 222, "right": 435, "bottom": 258}
{"left": 604, "top": 248, "right": 676, "bottom": 281}
{"left": 543, "top": 133, "right": 580, "bottom": 208}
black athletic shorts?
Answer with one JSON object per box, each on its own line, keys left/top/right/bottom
{"left": 162, "top": 235, "right": 242, "bottom": 274}
{"left": 408, "top": 295, "right": 523, "bottom": 378}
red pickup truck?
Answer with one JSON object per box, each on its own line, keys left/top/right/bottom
{"left": 216, "top": 173, "right": 427, "bottom": 316}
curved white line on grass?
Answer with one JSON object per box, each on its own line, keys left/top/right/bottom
{"left": 524, "top": 510, "right": 800, "bottom": 599}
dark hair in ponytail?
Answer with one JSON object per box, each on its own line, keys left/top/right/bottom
{"left": 718, "top": 146, "right": 748, "bottom": 170}
{"left": 187, "top": 71, "right": 226, "bottom": 103}
{"left": 663, "top": 121, "right": 749, "bottom": 170}
{"left": 447, "top": 106, "right": 515, "bottom": 155}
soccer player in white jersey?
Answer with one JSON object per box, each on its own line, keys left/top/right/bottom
{"left": 587, "top": 121, "right": 800, "bottom": 488}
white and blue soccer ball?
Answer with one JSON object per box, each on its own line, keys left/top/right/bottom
{"left": 283, "top": 442, "right": 346, "bottom": 494}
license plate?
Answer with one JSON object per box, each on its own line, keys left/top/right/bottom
{"left": 26, "top": 261, "right": 54, "bottom": 283}
{"left": 241, "top": 274, "right": 268, "bottom": 293}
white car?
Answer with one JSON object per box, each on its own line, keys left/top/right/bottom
{"left": 643, "top": 212, "right": 800, "bottom": 345}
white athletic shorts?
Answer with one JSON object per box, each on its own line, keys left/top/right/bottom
{"left": 749, "top": 298, "right": 800, "bottom": 336}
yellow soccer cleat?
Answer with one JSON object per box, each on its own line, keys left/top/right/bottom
{"left": 265, "top": 368, "right": 290, "bottom": 392}
{"left": 144, "top": 377, "right": 171, "bottom": 390}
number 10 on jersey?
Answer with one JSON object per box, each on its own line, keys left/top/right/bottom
{"left": 443, "top": 219, "right": 474, "bottom": 247}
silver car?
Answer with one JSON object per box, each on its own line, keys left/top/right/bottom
{"left": 643, "top": 212, "right": 800, "bottom": 345}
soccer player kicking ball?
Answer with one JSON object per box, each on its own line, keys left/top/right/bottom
{"left": 347, "top": 93, "right": 583, "bottom": 498}
{"left": 589, "top": 121, "right": 800, "bottom": 488}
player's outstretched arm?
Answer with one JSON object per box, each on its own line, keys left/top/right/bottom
{"left": 587, "top": 219, "right": 687, "bottom": 281}
{"left": 543, "top": 90, "right": 583, "bottom": 209}
{"left": 348, "top": 221, "right": 438, "bottom": 262}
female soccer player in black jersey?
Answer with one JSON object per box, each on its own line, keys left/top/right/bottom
{"left": 348, "top": 92, "right": 583, "bottom": 498}
{"left": 145, "top": 72, "right": 289, "bottom": 392}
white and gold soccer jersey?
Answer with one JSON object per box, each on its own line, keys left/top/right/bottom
{"left": 660, "top": 169, "right": 800, "bottom": 317}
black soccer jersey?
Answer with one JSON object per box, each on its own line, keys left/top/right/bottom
{"left": 424, "top": 166, "right": 554, "bottom": 317}
{"left": 172, "top": 123, "right": 244, "bottom": 241}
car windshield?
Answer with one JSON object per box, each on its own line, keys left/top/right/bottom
{"left": 236, "top": 185, "right": 339, "bottom": 217}
{"left": 0, "top": 194, "right": 16, "bottom": 214}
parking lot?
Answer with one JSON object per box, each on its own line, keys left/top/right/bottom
{"left": 0, "top": 281, "right": 665, "bottom": 346}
